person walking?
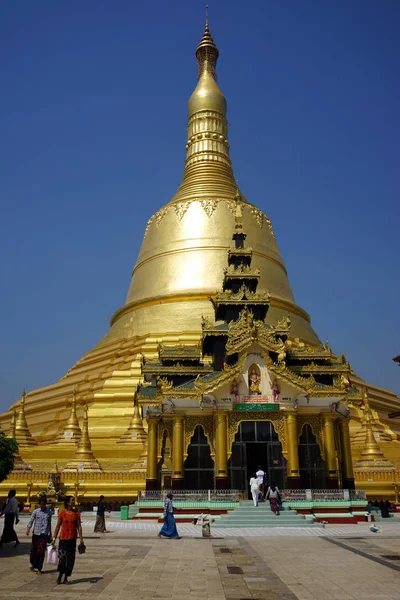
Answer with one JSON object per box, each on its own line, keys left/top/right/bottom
{"left": 249, "top": 474, "right": 260, "bottom": 507}
{"left": 53, "top": 496, "right": 84, "bottom": 584}
{"left": 26, "top": 493, "right": 52, "bottom": 574}
{"left": 94, "top": 495, "right": 109, "bottom": 533}
{"left": 256, "top": 466, "right": 265, "bottom": 501}
{"left": 266, "top": 484, "right": 281, "bottom": 516}
{"left": 0, "top": 489, "right": 20, "bottom": 548}
{"left": 157, "top": 492, "right": 181, "bottom": 539}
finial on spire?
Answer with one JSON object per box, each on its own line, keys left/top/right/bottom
{"left": 195, "top": 8, "right": 219, "bottom": 79}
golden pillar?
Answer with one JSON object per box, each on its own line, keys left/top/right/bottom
{"left": 214, "top": 411, "right": 228, "bottom": 489}
{"left": 172, "top": 416, "right": 184, "bottom": 490}
{"left": 285, "top": 412, "right": 301, "bottom": 489}
{"left": 323, "top": 413, "right": 338, "bottom": 488}
{"left": 146, "top": 418, "right": 158, "bottom": 490}
{"left": 338, "top": 418, "right": 355, "bottom": 490}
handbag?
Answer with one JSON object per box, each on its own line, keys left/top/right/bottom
{"left": 47, "top": 545, "right": 58, "bottom": 565}
{"left": 78, "top": 542, "right": 86, "bottom": 555}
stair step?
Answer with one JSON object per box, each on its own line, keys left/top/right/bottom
{"left": 212, "top": 521, "right": 323, "bottom": 529}
{"left": 213, "top": 500, "right": 319, "bottom": 528}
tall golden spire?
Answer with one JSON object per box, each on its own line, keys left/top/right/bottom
{"left": 354, "top": 390, "right": 393, "bottom": 470}
{"left": 14, "top": 390, "right": 37, "bottom": 447}
{"left": 63, "top": 405, "right": 102, "bottom": 472}
{"left": 172, "top": 9, "right": 238, "bottom": 204}
{"left": 54, "top": 389, "right": 82, "bottom": 445}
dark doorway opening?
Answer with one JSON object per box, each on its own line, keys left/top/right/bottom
{"left": 184, "top": 426, "right": 214, "bottom": 489}
{"left": 298, "top": 424, "right": 325, "bottom": 488}
{"left": 228, "top": 421, "right": 287, "bottom": 495}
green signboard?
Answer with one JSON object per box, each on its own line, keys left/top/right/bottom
{"left": 234, "top": 403, "right": 279, "bottom": 412}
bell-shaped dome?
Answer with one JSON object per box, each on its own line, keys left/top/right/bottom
{"left": 100, "top": 18, "right": 321, "bottom": 348}
{"left": 188, "top": 65, "right": 227, "bottom": 115}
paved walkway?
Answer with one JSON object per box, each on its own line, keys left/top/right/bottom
{"left": 0, "top": 517, "right": 399, "bottom": 599}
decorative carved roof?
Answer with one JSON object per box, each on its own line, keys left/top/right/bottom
{"left": 143, "top": 362, "right": 213, "bottom": 375}
{"left": 212, "top": 284, "right": 270, "bottom": 307}
{"left": 223, "top": 265, "right": 260, "bottom": 278}
{"left": 158, "top": 343, "right": 202, "bottom": 361}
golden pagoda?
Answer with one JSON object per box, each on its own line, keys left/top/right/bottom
{"left": 0, "top": 14, "right": 399, "bottom": 502}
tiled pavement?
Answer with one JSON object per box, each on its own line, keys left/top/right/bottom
{"left": 0, "top": 518, "right": 399, "bottom": 599}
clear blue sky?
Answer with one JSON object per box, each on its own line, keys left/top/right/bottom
{"left": 0, "top": 0, "right": 399, "bottom": 412}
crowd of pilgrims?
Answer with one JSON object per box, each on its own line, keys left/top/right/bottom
{"left": 0, "top": 488, "right": 184, "bottom": 581}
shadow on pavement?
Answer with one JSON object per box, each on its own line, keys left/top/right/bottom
{"left": 71, "top": 577, "right": 104, "bottom": 584}
{"left": 0, "top": 541, "right": 30, "bottom": 557}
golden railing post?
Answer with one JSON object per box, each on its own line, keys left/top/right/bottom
{"left": 338, "top": 418, "right": 355, "bottom": 490}
{"left": 214, "top": 411, "right": 228, "bottom": 489}
{"left": 172, "top": 416, "right": 185, "bottom": 490}
{"left": 323, "top": 413, "right": 339, "bottom": 488}
{"left": 146, "top": 418, "right": 158, "bottom": 490}
{"left": 285, "top": 412, "right": 301, "bottom": 489}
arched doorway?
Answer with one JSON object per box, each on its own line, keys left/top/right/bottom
{"left": 298, "top": 424, "right": 325, "bottom": 488}
{"left": 184, "top": 426, "right": 214, "bottom": 489}
{"left": 228, "top": 421, "right": 287, "bottom": 494}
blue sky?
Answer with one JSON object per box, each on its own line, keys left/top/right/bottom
{"left": 0, "top": 0, "right": 399, "bottom": 412}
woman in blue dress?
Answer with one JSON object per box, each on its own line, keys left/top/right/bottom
{"left": 157, "top": 493, "right": 181, "bottom": 539}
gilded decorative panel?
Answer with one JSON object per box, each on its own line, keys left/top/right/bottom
{"left": 184, "top": 415, "right": 214, "bottom": 458}
{"left": 227, "top": 412, "right": 286, "bottom": 458}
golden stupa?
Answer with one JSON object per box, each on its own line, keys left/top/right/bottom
{"left": 1, "top": 15, "right": 399, "bottom": 502}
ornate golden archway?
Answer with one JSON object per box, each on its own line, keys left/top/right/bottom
{"left": 227, "top": 412, "right": 286, "bottom": 458}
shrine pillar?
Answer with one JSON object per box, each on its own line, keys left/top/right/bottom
{"left": 146, "top": 418, "right": 158, "bottom": 490}
{"left": 172, "top": 415, "right": 185, "bottom": 489}
{"left": 323, "top": 413, "right": 339, "bottom": 488}
{"left": 214, "top": 411, "right": 228, "bottom": 489}
{"left": 339, "top": 418, "right": 355, "bottom": 490}
{"left": 285, "top": 412, "right": 301, "bottom": 488}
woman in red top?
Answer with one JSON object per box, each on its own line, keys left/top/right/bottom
{"left": 53, "top": 496, "right": 84, "bottom": 584}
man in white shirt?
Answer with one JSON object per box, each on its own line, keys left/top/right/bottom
{"left": 256, "top": 466, "right": 265, "bottom": 501}
{"left": 249, "top": 475, "right": 260, "bottom": 507}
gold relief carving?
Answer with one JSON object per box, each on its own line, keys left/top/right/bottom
{"left": 194, "top": 353, "right": 247, "bottom": 396}
{"left": 264, "top": 215, "right": 275, "bottom": 239}
{"left": 201, "top": 315, "right": 214, "bottom": 330}
{"left": 155, "top": 207, "right": 169, "bottom": 227}
{"left": 292, "top": 362, "right": 349, "bottom": 374}
{"left": 275, "top": 316, "right": 292, "bottom": 334}
{"left": 215, "top": 284, "right": 270, "bottom": 305}
{"left": 227, "top": 412, "right": 286, "bottom": 458}
{"left": 289, "top": 344, "right": 333, "bottom": 361}
{"left": 184, "top": 415, "right": 214, "bottom": 457}
{"left": 158, "top": 376, "right": 174, "bottom": 392}
{"left": 250, "top": 206, "right": 264, "bottom": 227}
{"left": 297, "top": 416, "right": 325, "bottom": 461}
{"left": 225, "top": 199, "right": 238, "bottom": 215}
{"left": 143, "top": 363, "right": 213, "bottom": 375}
{"left": 269, "top": 360, "right": 315, "bottom": 392}
{"left": 248, "top": 206, "right": 275, "bottom": 237}
{"left": 224, "top": 264, "right": 260, "bottom": 277}
{"left": 174, "top": 201, "right": 191, "bottom": 221}
{"left": 201, "top": 198, "right": 218, "bottom": 217}
{"left": 143, "top": 216, "right": 155, "bottom": 238}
